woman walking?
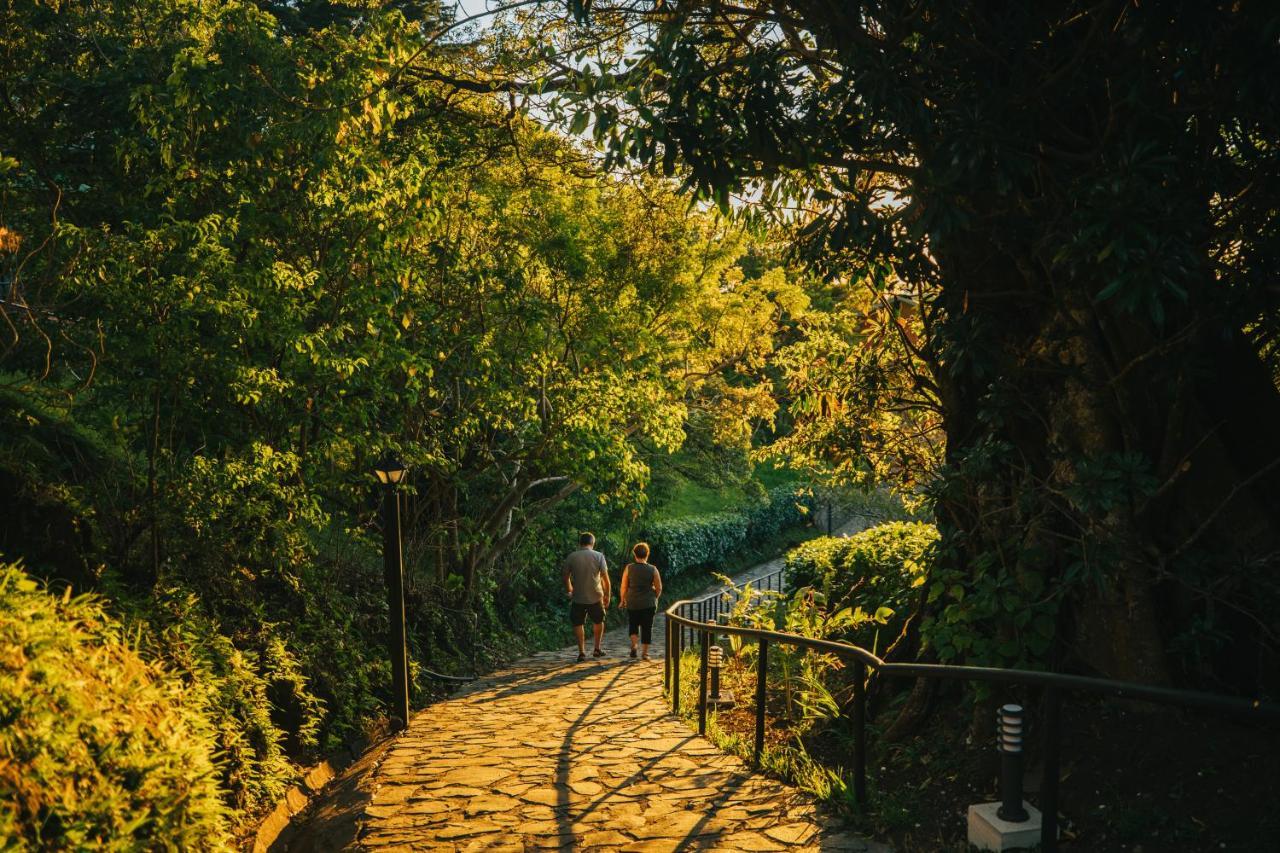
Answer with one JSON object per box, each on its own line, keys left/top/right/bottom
{"left": 619, "top": 542, "right": 662, "bottom": 660}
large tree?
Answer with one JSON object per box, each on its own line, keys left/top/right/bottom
{"left": 546, "top": 0, "right": 1280, "bottom": 693}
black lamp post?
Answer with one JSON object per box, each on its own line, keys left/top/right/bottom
{"left": 374, "top": 453, "right": 411, "bottom": 731}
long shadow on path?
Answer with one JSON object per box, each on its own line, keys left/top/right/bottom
{"left": 279, "top": 553, "right": 883, "bottom": 851}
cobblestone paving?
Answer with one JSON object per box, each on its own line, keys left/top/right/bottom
{"left": 355, "top": 609, "right": 886, "bottom": 852}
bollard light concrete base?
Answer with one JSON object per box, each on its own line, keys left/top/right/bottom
{"left": 708, "top": 691, "right": 736, "bottom": 710}
{"left": 967, "top": 801, "right": 1043, "bottom": 851}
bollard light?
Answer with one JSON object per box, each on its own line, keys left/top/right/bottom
{"left": 996, "top": 704, "right": 1030, "bottom": 823}
{"left": 709, "top": 644, "right": 723, "bottom": 700}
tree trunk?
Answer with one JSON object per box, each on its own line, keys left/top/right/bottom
{"left": 928, "top": 208, "right": 1280, "bottom": 688}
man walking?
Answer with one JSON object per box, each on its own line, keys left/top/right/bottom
{"left": 563, "top": 532, "right": 610, "bottom": 662}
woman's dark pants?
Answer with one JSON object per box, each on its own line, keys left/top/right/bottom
{"left": 627, "top": 607, "right": 656, "bottom": 644}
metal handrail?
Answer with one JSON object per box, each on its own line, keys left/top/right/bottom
{"left": 661, "top": 596, "right": 1280, "bottom": 852}
{"left": 687, "top": 565, "right": 788, "bottom": 606}
{"left": 676, "top": 565, "right": 788, "bottom": 649}
{"left": 421, "top": 667, "right": 476, "bottom": 683}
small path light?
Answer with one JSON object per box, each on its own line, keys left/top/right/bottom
{"left": 374, "top": 453, "right": 411, "bottom": 732}
{"left": 707, "top": 643, "right": 735, "bottom": 709}
{"left": 997, "top": 704, "right": 1030, "bottom": 823}
{"left": 967, "top": 702, "right": 1042, "bottom": 850}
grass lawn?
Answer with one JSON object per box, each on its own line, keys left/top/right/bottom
{"left": 648, "top": 461, "right": 801, "bottom": 521}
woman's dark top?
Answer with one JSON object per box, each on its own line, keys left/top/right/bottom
{"left": 624, "top": 561, "right": 658, "bottom": 610}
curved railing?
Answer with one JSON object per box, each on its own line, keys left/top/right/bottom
{"left": 662, "top": 594, "right": 1280, "bottom": 852}
{"left": 422, "top": 666, "right": 476, "bottom": 683}
{"left": 673, "top": 564, "right": 787, "bottom": 649}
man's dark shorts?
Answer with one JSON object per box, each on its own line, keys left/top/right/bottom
{"left": 570, "top": 601, "right": 606, "bottom": 626}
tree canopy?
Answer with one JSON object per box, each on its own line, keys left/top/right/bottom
{"left": 0, "top": 0, "right": 801, "bottom": 823}
{"left": 4, "top": 0, "right": 1280, "bottom": 842}
{"left": 547, "top": 0, "right": 1280, "bottom": 693}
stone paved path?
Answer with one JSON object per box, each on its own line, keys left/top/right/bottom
{"left": 693, "top": 515, "right": 871, "bottom": 597}
{"left": 350, "top": 525, "right": 887, "bottom": 852}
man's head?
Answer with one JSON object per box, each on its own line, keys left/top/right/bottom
{"left": 578, "top": 532, "right": 596, "bottom": 549}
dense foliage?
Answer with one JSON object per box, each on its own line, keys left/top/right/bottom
{"left": 787, "top": 523, "right": 935, "bottom": 610}
{"left": 785, "top": 522, "right": 937, "bottom": 651}
{"left": 642, "top": 485, "right": 813, "bottom": 578}
{"left": 0, "top": 0, "right": 814, "bottom": 835}
{"left": 0, "top": 563, "right": 231, "bottom": 850}
{"left": 714, "top": 520, "right": 937, "bottom": 726}
{"left": 0, "top": 0, "right": 802, "bottom": 833}
{"left": 550, "top": 0, "right": 1280, "bottom": 697}
{"left": 10, "top": 0, "right": 1276, "bottom": 843}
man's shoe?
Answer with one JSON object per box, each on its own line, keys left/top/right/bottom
{"left": 592, "top": 648, "right": 605, "bottom": 658}
{"left": 629, "top": 648, "right": 637, "bottom": 659}
{"left": 576, "top": 652, "right": 587, "bottom": 662}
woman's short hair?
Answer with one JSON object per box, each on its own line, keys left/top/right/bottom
{"left": 632, "top": 542, "right": 650, "bottom": 560}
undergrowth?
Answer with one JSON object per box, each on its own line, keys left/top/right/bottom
{"left": 0, "top": 562, "right": 232, "bottom": 850}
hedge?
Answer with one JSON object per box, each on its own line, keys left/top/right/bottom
{"left": 641, "top": 486, "right": 814, "bottom": 578}
{"left": 784, "top": 521, "right": 939, "bottom": 646}
{"left": 0, "top": 562, "right": 232, "bottom": 850}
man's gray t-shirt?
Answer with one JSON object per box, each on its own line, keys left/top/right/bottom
{"left": 564, "top": 548, "right": 608, "bottom": 604}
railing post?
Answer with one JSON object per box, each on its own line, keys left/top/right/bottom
{"left": 672, "top": 613, "right": 682, "bottom": 715}
{"left": 754, "top": 637, "right": 768, "bottom": 766}
{"left": 852, "top": 659, "right": 867, "bottom": 804}
{"left": 1041, "top": 688, "right": 1062, "bottom": 852}
{"left": 664, "top": 613, "right": 671, "bottom": 697}
{"left": 698, "top": 626, "right": 710, "bottom": 735}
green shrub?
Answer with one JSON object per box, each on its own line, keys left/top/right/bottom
{"left": 136, "top": 590, "right": 315, "bottom": 815}
{"left": 642, "top": 486, "right": 813, "bottom": 577}
{"left": 0, "top": 562, "right": 231, "bottom": 850}
{"left": 784, "top": 535, "right": 854, "bottom": 590}
{"left": 785, "top": 521, "right": 939, "bottom": 649}
{"left": 743, "top": 485, "right": 814, "bottom": 541}
{"left": 643, "top": 511, "right": 747, "bottom": 578}
{"left": 290, "top": 555, "right": 390, "bottom": 750}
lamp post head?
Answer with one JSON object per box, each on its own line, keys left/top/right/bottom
{"left": 374, "top": 453, "right": 409, "bottom": 486}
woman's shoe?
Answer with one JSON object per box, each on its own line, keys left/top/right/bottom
{"left": 641, "top": 654, "right": 650, "bottom": 661}
{"left": 629, "top": 648, "right": 637, "bottom": 659}
{"left": 576, "top": 652, "right": 587, "bottom": 662}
